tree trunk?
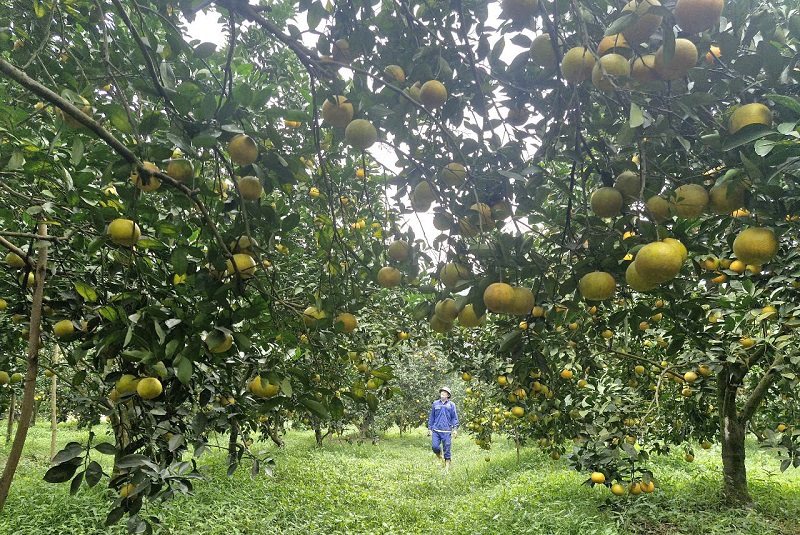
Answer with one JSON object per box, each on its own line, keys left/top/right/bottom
{"left": 30, "top": 400, "right": 39, "bottom": 426}
{"left": 49, "top": 345, "right": 60, "bottom": 461}
{"left": 0, "top": 222, "right": 48, "bottom": 514}
{"left": 268, "top": 415, "right": 284, "bottom": 447}
{"left": 111, "top": 401, "right": 133, "bottom": 477}
{"left": 314, "top": 424, "right": 323, "bottom": 446}
{"left": 718, "top": 365, "right": 753, "bottom": 506}
{"left": 5, "top": 392, "right": 15, "bottom": 442}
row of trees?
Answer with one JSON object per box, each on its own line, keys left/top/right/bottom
{"left": 1, "top": 0, "right": 799, "bottom": 531}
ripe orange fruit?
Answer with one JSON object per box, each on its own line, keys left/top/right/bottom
{"left": 435, "top": 298, "right": 459, "bottom": 323}
{"left": 377, "top": 266, "right": 402, "bottom": 288}
{"left": 418, "top": 80, "right": 447, "bottom": 109}
{"left": 729, "top": 103, "right": 772, "bottom": 134}
{"left": 579, "top": 271, "right": 617, "bottom": 301}
{"left": 733, "top": 228, "right": 778, "bottom": 265}
{"left": 674, "top": 0, "right": 724, "bottom": 35}
{"left": 508, "top": 286, "right": 535, "bottom": 316}
{"left": 440, "top": 262, "right": 470, "bottom": 290}
{"left": 610, "top": 483, "right": 626, "bottom": 496}
{"left": 596, "top": 34, "right": 629, "bottom": 56}
{"left": 654, "top": 38, "right": 699, "bottom": 80}
{"left": 590, "top": 471, "right": 606, "bottom": 484}
{"left": 669, "top": 184, "right": 709, "bottom": 218}
{"left": 590, "top": 187, "right": 624, "bottom": 217}
{"left": 630, "top": 54, "right": 659, "bottom": 83}
{"left": 621, "top": 0, "right": 663, "bottom": 43}
{"left": 592, "top": 53, "right": 631, "bottom": 92}
{"left": 706, "top": 45, "right": 722, "bottom": 65}
{"left": 561, "top": 46, "right": 595, "bottom": 83}
{"left": 529, "top": 34, "right": 559, "bottom": 70}
{"left": 228, "top": 134, "right": 259, "bottom": 166}
{"left": 634, "top": 242, "right": 684, "bottom": 285}
{"left": 335, "top": 312, "right": 358, "bottom": 333}
{"left": 226, "top": 253, "right": 257, "bottom": 279}
{"left": 483, "top": 282, "right": 515, "bottom": 313}
{"left": 321, "top": 95, "right": 354, "bottom": 127}
{"left": 560, "top": 369, "right": 573, "bottom": 379}
{"left": 108, "top": 218, "right": 141, "bottom": 247}
{"left": 345, "top": 119, "right": 378, "bottom": 151}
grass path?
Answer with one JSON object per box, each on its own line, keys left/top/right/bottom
{"left": 2, "top": 422, "right": 799, "bottom": 534}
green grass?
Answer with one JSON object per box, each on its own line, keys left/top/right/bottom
{"left": 2, "top": 422, "right": 799, "bottom": 534}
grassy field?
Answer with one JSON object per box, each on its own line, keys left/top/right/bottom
{"left": 1, "top": 421, "right": 799, "bottom": 534}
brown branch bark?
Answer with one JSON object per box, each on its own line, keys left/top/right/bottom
{"left": 0, "top": 235, "right": 36, "bottom": 270}
{"left": 739, "top": 349, "right": 783, "bottom": 424}
{"left": 50, "top": 344, "right": 60, "bottom": 461}
{"left": 0, "top": 222, "right": 48, "bottom": 514}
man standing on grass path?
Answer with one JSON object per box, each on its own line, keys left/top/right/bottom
{"left": 427, "top": 386, "right": 459, "bottom": 470}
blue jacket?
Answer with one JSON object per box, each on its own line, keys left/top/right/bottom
{"left": 428, "top": 399, "right": 459, "bottom": 432}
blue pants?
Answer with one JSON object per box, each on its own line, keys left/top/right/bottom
{"left": 431, "top": 431, "right": 452, "bottom": 460}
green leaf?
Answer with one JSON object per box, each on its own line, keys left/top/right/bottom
{"left": 605, "top": 13, "right": 636, "bottom": 36}
{"left": 74, "top": 282, "right": 98, "bottom": 302}
{"left": 70, "top": 138, "right": 84, "bottom": 166}
{"left": 43, "top": 460, "right": 80, "bottom": 483}
{"left": 300, "top": 398, "right": 328, "bottom": 418}
{"left": 629, "top": 102, "right": 644, "bottom": 128}
{"left": 281, "top": 212, "right": 301, "bottom": 232}
{"left": 721, "top": 124, "right": 772, "bottom": 151}
{"left": 281, "top": 377, "right": 293, "bottom": 397}
{"left": 94, "top": 442, "right": 116, "bottom": 455}
{"left": 765, "top": 94, "right": 800, "bottom": 116}
{"left": 52, "top": 442, "right": 84, "bottom": 464}
{"left": 176, "top": 357, "right": 193, "bottom": 386}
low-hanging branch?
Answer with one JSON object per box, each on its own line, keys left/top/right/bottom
{"left": 0, "top": 58, "right": 232, "bottom": 259}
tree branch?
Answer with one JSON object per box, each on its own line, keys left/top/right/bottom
{"left": 739, "top": 349, "right": 783, "bottom": 424}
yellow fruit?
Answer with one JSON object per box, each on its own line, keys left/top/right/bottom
{"left": 635, "top": 365, "right": 645, "bottom": 375}
{"left": 484, "top": 282, "right": 515, "bottom": 313}
{"left": 435, "top": 298, "right": 459, "bottom": 323}
{"left": 684, "top": 371, "right": 698, "bottom": 383}
{"left": 629, "top": 481, "right": 642, "bottom": 495}
{"left": 500, "top": 0, "right": 539, "bottom": 22}
{"left": 706, "top": 45, "right": 722, "bottom": 65}
{"left": 654, "top": 39, "right": 698, "bottom": 80}
{"left": 740, "top": 337, "right": 755, "bottom": 348}
{"left": 579, "top": 271, "right": 616, "bottom": 301}
{"left": 355, "top": 167, "right": 365, "bottom": 179}
{"left": 662, "top": 238, "right": 688, "bottom": 263}
{"left": 641, "top": 480, "right": 655, "bottom": 493}
{"left": 228, "top": 134, "right": 259, "bottom": 166}
{"left": 674, "top": 0, "right": 724, "bottom": 35}
{"left": 529, "top": 34, "right": 559, "bottom": 70}
{"left": 625, "top": 260, "right": 657, "bottom": 292}
{"left": 384, "top": 64, "right": 406, "bottom": 82}
{"left": 591, "top": 472, "right": 606, "bottom": 484}
{"left": 412, "top": 180, "right": 435, "bottom": 211}
{"left": 591, "top": 187, "right": 624, "bottom": 218}
{"left": 5, "top": 252, "right": 26, "bottom": 268}
{"left": 630, "top": 54, "right": 660, "bottom": 83}
{"left": 321, "top": 96, "right": 354, "bottom": 128}
{"left": 345, "top": 119, "right": 378, "bottom": 151}
{"left": 131, "top": 161, "right": 161, "bottom": 191}
{"left": 388, "top": 240, "right": 410, "bottom": 261}
{"left": 119, "top": 483, "right": 135, "bottom": 499}
{"left": 229, "top": 236, "right": 258, "bottom": 254}
{"left": 303, "top": 306, "right": 327, "bottom": 326}
{"left": 440, "top": 163, "right": 467, "bottom": 188}
{"left": 336, "top": 312, "right": 357, "bottom": 333}
{"left": 206, "top": 331, "right": 233, "bottom": 353}
{"left": 226, "top": 253, "right": 257, "bottom": 279}
{"left": 777, "top": 424, "right": 787, "bottom": 432}
{"left": 511, "top": 406, "right": 525, "bottom": 418}
{"left": 0, "top": 298, "right": 6, "bottom": 310}
{"left": 685, "top": 454, "right": 694, "bottom": 462}
{"left": 646, "top": 195, "right": 672, "bottom": 222}
{"left": 53, "top": 319, "right": 74, "bottom": 339}
{"left": 166, "top": 158, "right": 194, "bottom": 183}
{"left": 602, "top": 329, "right": 613, "bottom": 339}
{"left": 108, "top": 218, "right": 141, "bottom": 247}
{"left": 377, "top": 266, "right": 402, "bottom": 288}
{"left": 634, "top": 242, "right": 684, "bottom": 285}
{"left": 614, "top": 171, "right": 641, "bottom": 201}
{"left": 561, "top": 46, "right": 596, "bottom": 83}
{"left": 0, "top": 371, "right": 9, "bottom": 385}
{"left": 249, "top": 376, "right": 279, "bottom": 398}
{"left": 309, "top": 187, "right": 320, "bottom": 198}
{"left": 610, "top": 483, "right": 626, "bottom": 496}
{"left": 733, "top": 228, "right": 778, "bottom": 265}
{"left": 708, "top": 182, "right": 746, "bottom": 214}
{"left": 592, "top": 53, "right": 631, "bottom": 92}
{"left": 532, "top": 306, "right": 545, "bottom": 318}
{"left": 116, "top": 374, "right": 140, "bottom": 394}
{"left": 729, "top": 103, "right": 772, "bottom": 134}
{"left": 621, "top": 0, "right": 663, "bottom": 43}
{"left": 331, "top": 38, "right": 352, "bottom": 63}
{"left": 508, "top": 286, "right": 535, "bottom": 316}
{"left": 430, "top": 315, "right": 453, "bottom": 333}
{"left": 440, "top": 262, "right": 469, "bottom": 290}
{"left": 698, "top": 364, "right": 711, "bottom": 376}
{"left": 137, "top": 377, "right": 163, "bottom": 400}
{"left": 597, "top": 34, "right": 630, "bottom": 57}
{"left": 561, "top": 369, "right": 573, "bottom": 379}
{"left": 761, "top": 305, "right": 777, "bottom": 319}
{"left": 729, "top": 259, "right": 746, "bottom": 274}
{"left": 418, "top": 80, "right": 447, "bottom": 109}
{"left": 701, "top": 440, "right": 712, "bottom": 449}
{"left": 669, "top": 184, "right": 709, "bottom": 218}
{"left": 238, "top": 176, "right": 263, "bottom": 201}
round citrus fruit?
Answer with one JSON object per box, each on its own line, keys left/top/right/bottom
{"left": 419, "top": 80, "right": 447, "bottom": 109}
{"left": 458, "top": 304, "right": 484, "bottom": 327}
{"left": 440, "top": 163, "right": 467, "bottom": 187}
{"left": 53, "top": 319, "right": 75, "bottom": 339}
{"left": 529, "top": 34, "right": 559, "bottom": 70}
{"left": 729, "top": 103, "right": 772, "bottom": 134}
{"left": 579, "top": 271, "right": 617, "bottom": 301}
{"left": 166, "top": 158, "right": 194, "bottom": 183}
{"left": 227, "top": 134, "right": 259, "bottom": 166}
{"left": 238, "top": 176, "right": 263, "bottom": 200}
{"left": 108, "top": 218, "right": 141, "bottom": 247}
{"left": 592, "top": 53, "right": 631, "bottom": 92}
{"left": 335, "top": 312, "right": 357, "bottom": 333}
{"left": 561, "top": 46, "right": 595, "bottom": 83}
{"left": 321, "top": 95, "right": 354, "bottom": 127}
{"left": 669, "top": 184, "right": 708, "bottom": 218}
{"left": 630, "top": 54, "right": 659, "bottom": 83}
{"left": 621, "top": 0, "right": 663, "bottom": 43}
{"left": 732, "top": 227, "right": 778, "bottom": 265}
{"left": 591, "top": 187, "right": 624, "bottom": 217}
{"left": 137, "top": 377, "right": 163, "bottom": 400}
{"left": 388, "top": 240, "right": 410, "bottom": 261}
{"left": 634, "top": 242, "right": 684, "bottom": 284}
{"left": 483, "top": 282, "right": 515, "bottom": 313}
{"left": 377, "top": 266, "right": 402, "bottom": 288}
{"left": 654, "top": 39, "right": 698, "bottom": 80}
{"left": 345, "top": 119, "right": 378, "bottom": 151}
{"left": 226, "top": 253, "right": 257, "bottom": 279}
{"left": 674, "top": 0, "right": 724, "bottom": 34}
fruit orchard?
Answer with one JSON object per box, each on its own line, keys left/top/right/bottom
{"left": 1, "top": 0, "right": 799, "bottom": 531}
